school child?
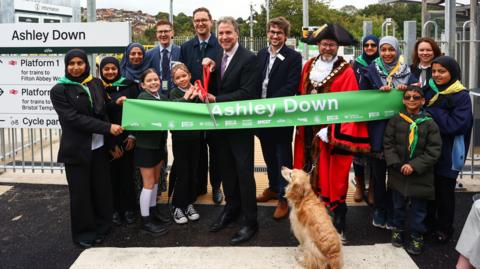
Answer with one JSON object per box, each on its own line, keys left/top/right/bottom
{"left": 135, "top": 68, "right": 170, "bottom": 234}
{"left": 168, "top": 63, "right": 203, "bottom": 224}
{"left": 383, "top": 86, "right": 442, "bottom": 255}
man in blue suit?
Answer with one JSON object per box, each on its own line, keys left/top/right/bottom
{"left": 255, "top": 17, "right": 302, "bottom": 219}
{"left": 146, "top": 20, "right": 180, "bottom": 96}
{"left": 180, "top": 7, "right": 223, "bottom": 205}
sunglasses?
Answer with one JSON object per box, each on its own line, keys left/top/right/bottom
{"left": 403, "top": 95, "right": 423, "bottom": 101}
{"left": 364, "top": 43, "right": 377, "bottom": 48}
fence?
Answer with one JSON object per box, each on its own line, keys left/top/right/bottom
{"left": 1, "top": 30, "right": 479, "bottom": 178}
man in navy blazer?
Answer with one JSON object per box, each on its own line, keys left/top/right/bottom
{"left": 255, "top": 17, "right": 302, "bottom": 219}
{"left": 179, "top": 7, "right": 223, "bottom": 205}
{"left": 202, "top": 17, "right": 260, "bottom": 245}
{"left": 146, "top": 20, "right": 180, "bottom": 96}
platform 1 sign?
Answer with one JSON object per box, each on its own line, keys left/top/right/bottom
{"left": 0, "top": 22, "right": 130, "bottom": 54}
{"left": 0, "top": 56, "right": 63, "bottom": 128}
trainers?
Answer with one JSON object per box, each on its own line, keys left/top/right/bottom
{"left": 406, "top": 234, "right": 424, "bottom": 255}
{"left": 185, "top": 204, "right": 200, "bottom": 221}
{"left": 372, "top": 210, "right": 386, "bottom": 229}
{"left": 173, "top": 207, "right": 188, "bottom": 224}
{"left": 391, "top": 229, "right": 404, "bottom": 247}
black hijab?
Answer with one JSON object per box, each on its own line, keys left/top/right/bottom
{"left": 100, "top": 57, "right": 121, "bottom": 83}
{"left": 431, "top": 55, "right": 461, "bottom": 90}
{"left": 64, "top": 49, "right": 90, "bottom": 83}
{"left": 361, "top": 34, "right": 380, "bottom": 65}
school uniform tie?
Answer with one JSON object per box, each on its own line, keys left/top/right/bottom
{"left": 200, "top": 41, "right": 207, "bottom": 59}
{"left": 161, "top": 48, "right": 170, "bottom": 82}
{"left": 221, "top": 53, "right": 229, "bottom": 79}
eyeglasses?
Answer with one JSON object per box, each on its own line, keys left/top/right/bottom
{"left": 403, "top": 95, "right": 423, "bottom": 101}
{"left": 319, "top": 42, "right": 337, "bottom": 48}
{"left": 156, "top": 30, "right": 171, "bottom": 34}
{"left": 268, "top": 30, "right": 285, "bottom": 36}
{"left": 364, "top": 43, "right": 377, "bottom": 48}
{"left": 194, "top": 18, "right": 209, "bottom": 24}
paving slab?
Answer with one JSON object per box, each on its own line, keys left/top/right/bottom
{"left": 70, "top": 245, "right": 418, "bottom": 269}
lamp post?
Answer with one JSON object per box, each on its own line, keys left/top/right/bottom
{"left": 250, "top": 2, "right": 254, "bottom": 51}
{"left": 302, "top": 0, "right": 309, "bottom": 59}
{"left": 169, "top": 0, "right": 173, "bottom": 25}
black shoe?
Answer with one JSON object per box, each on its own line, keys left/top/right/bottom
{"left": 141, "top": 216, "right": 169, "bottom": 235}
{"left": 124, "top": 211, "right": 137, "bottom": 225}
{"left": 94, "top": 234, "right": 106, "bottom": 244}
{"left": 230, "top": 224, "right": 258, "bottom": 245}
{"left": 75, "top": 240, "right": 93, "bottom": 249}
{"left": 150, "top": 206, "right": 171, "bottom": 224}
{"left": 112, "top": 211, "right": 122, "bottom": 226}
{"left": 209, "top": 212, "right": 234, "bottom": 232}
{"left": 212, "top": 188, "right": 223, "bottom": 205}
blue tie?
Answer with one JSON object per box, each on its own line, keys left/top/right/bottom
{"left": 161, "top": 48, "right": 170, "bottom": 81}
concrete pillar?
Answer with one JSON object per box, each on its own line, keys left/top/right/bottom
{"left": 0, "top": 0, "right": 15, "bottom": 23}
{"left": 445, "top": 0, "right": 456, "bottom": 57}
{"left": 403, "top": 21, "right": 417, "bottom": 65}
{"left": 87, "top": 0, "right": 96, "bottom": 75}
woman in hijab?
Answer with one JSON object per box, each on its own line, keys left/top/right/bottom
{"left": 410, "top": 37, "right": 442, "bottom": 87}
{"left": 352, "top": 34, "right": 380, "bottom": 203}
{"left": 120, "top": 42, "right": 150, "bottom": 83}
{"left": 423, "top": 56, "right": 473, "bottom": 243}
{"left": 100, "top": 56, "right": 140, "bottom": 226}
{"left": 50, "top": 49, "right": 123, "bottom": 248}
{"left": 362, "top": 36, "right": 418, "bottom": 230}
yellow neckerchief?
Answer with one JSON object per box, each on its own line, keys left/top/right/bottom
{"left": 427, "top": 80, "right": 465, "bottom": 106}
{"left": 399, "top": 112, "right": 432, "bottom": 159}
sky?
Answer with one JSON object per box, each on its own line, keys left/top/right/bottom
{"left": 80, "top": 0, "right": 381, "bottom": 19}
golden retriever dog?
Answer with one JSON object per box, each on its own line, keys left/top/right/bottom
{"left": 282, "top": 167, "right": 343, "bottom": 269}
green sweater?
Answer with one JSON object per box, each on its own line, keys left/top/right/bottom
{"left": 134, "top": 91, "right": 168, "bottom": 150}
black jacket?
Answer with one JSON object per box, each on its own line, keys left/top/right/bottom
{"left": 50, "top": 78, "right": 112, "bottom": 164}
{"left": 255, "top": 45, "right": 302, "bottom": 143}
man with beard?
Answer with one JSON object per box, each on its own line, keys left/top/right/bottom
{"left": 293, "top": 24, "right": 370, "bottom": 240}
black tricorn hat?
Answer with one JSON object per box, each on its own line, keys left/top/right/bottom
{"left": 301, "top": 24, "right": 358, "bottom": 46}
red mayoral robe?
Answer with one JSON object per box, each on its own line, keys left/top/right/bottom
{"left": 293, "top": 56, "right": 370, "bottom": 210}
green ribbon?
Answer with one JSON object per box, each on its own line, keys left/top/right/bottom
{"left": 355, "top": 55, "right": 369, "bottom": 67}
{"left": 122, "top": 90, "right": 404, "bottom": 131}
{"left": 57, "top": 76, "right": 93, "bottom": 107}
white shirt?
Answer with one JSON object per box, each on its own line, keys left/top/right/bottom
{"left": 223, "top": 42, "right": 239, "bottom": 71}
{"left": 91, "top": 134, "right": 104, "bottom": 150}
{"left": 261, "top": 45, "right": 283, "bottom": 98}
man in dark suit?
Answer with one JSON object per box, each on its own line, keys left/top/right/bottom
{"left": 255, "top": 17, "right": 302, "bottom": 220}
{"left": 179, "top": 7, "right": 223, "bottom": 204}
{"left": 146, "top": 20, "right": 181, "bottom": 96}
{"left": 202, "top": 17, "right": 259, "bottom": 245}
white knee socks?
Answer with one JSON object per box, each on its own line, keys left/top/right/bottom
{"left": 140, "top": 188, "right": 152, "bottom": 217}
{"left": 151, "top": 184, "right": 158, "bottom": 207}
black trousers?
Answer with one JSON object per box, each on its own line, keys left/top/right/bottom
{"left": 110, "top": 149, "right": 136, "bottom": 213}
{"left": 172, "top": 138, "right": 201, "bottom": 208}
{"left": 212, "top": 130, "right": 257, "bottom": 225}
{"left": 197, "top": 131, "right": 222, "bottom": 194}
{"left": 257, "top": 135, "right": 292, "bottom": 200}
{"left": 370, "top": 157, "right": 393, "bottom": 218}
{"left": 426, "top": 175, "right": 456, "bottom": 234}
{"left": 65, "top": 146, "right": 112, "bottom": 243}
